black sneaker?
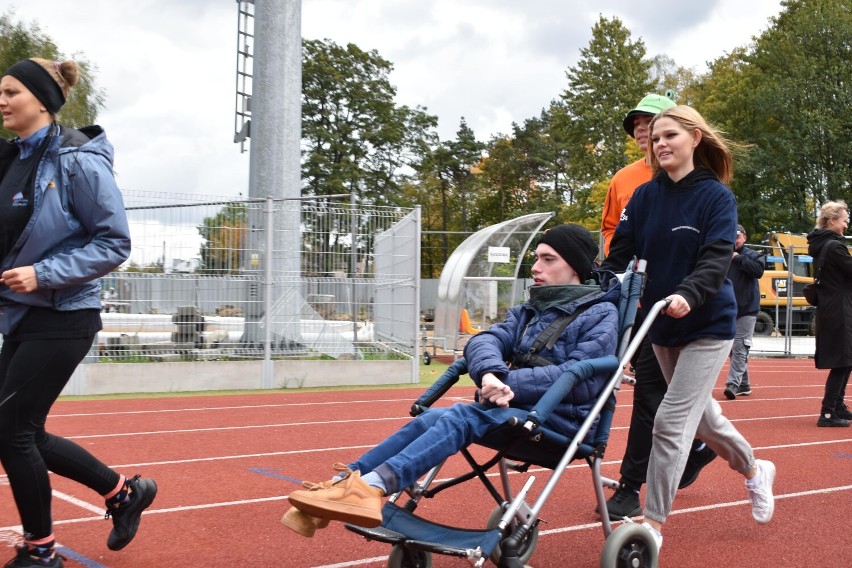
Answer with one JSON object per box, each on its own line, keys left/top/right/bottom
{"left": 603, "top": 483, "right": 641, "bottom": 520}
{"left": 4, "top": 546, "right": 63, "bottom": 567}
{"left": 105, "top": 475, "right": 158, "bottom": 551}
{"left": 723, "top": 386, "right": 736, "bottom": 400}
{"left": 678, "top": 445, "right": 717, "bottom": 489}
{"left": 817, "top": 413, "right": 850, "bottom": 427}
{"left": 736, "top": 385, "right": 752, "bottom": 396}
{"left": 835, "top": 404, "right": 852, "bottom": 420}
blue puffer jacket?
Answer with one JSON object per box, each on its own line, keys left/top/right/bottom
{"left": 0, "top": 124, "right": 130, "bottom": 335}
{"left": 463, "top": 270, "right": 620, "bottom": 439}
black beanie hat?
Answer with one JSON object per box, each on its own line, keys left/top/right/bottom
{"left": 536, "top": 223, "right": 599, "bottom": 282}
{"left": 3, "top": 59, "right": 66, "bottom": 114}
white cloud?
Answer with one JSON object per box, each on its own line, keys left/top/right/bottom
{"left": 6, "top": 0, "right": 783, "bottom": 199}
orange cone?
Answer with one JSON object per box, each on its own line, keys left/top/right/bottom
{"left": 459, "top": 308, "right": 478, "bottom": 334}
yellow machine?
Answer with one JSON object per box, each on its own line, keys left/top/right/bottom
{"left": 756, "top": 232, "right": 815, "bottom": 336}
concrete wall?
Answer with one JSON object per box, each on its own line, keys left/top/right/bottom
{"left": 62, "top": 359, "right": 414, "bottom": 396}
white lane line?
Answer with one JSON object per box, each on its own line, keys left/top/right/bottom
{"left": 33, "top": 436, "right": 850, "bottom": 518}
{"left": 49, "top": 388, "right": 822, "bottom": 420}
{"left": 56, "top": 406, "right": 833, "bottom": 442}
{"left": 27, "top": 432, "right": 848, "bottom": 472}
{"left": 52, "top": 490, "right": 104, "bottom": 515}
{"left": 306, "top": 484, "right": 852, "bottom": 568}
{"left": 52, "top": 397, "right": 472, "bottom": 419}
{"left": 65, "top": 416, "right": 410, "bottom": 440}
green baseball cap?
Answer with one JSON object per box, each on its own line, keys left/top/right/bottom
{"left": 623, "top": 92, "right": 677, "bottom": 137}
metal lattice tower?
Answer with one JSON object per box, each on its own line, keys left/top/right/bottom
{"left": 234, "top": 0, "right": 254, "bottom": 153}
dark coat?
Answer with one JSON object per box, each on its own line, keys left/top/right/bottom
{"left": 807, "top": 229, "right": 852, "bottom": 369}
{"left": 728, "top": 245, "right": 765, "bottom": 317}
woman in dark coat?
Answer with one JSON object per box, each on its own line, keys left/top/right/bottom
{"left": 806, "top": 200, "right": 852, "bottom": 427}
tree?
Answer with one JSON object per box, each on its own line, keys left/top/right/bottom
{"left": 0, "top": 11, "right": 104, "bottom": 137}
{"left": 473, "top": 118, "right": 566, "bottom": 227}
{"left": 301, "top": 38, "right": 437, "bottom": 206}
{"left": 407, "top": 119, "right": 485, "bottom": 277}
{"left": 551, "top": 15, "right": 655, "bottom": 226}
{"left": 693, "top": 0, "right": 852, "bottom": 235}
{"left": 197, "top": 203, "right": 248, "bottom": 274}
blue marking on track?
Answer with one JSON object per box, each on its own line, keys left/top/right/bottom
{"left": 57, "top": 547, "right": 107, "bottom": 568}
{"left": 248, "top": 467, "right": 303, "bottom": 485}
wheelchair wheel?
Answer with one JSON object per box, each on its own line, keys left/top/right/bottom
{"left": 486, "top": 505, "right": 540, "bottom": 565}
{"left": 600, "top": 523, "right": 658, "bottom": 568}
{"left": 387, "top": 545, "right": 432, "bottom": 568}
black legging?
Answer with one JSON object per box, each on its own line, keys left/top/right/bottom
{"left": 0, "top": 336, "right": 120, "bottom": 539}
{"left": 821, "top": 366, "right": 852, "bottom": 414}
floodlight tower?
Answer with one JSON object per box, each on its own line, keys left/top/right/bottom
{"left": 234, "top": 0, "right": 302, "bottom": 378}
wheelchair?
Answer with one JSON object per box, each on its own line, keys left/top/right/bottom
{"left": 346, "top": 260, "right": 665, "bottom": 567}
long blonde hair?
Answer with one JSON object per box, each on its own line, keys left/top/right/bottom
{"left": 816, "top": 200, "right": 849, "bottom": 230}
{"left": 649, "top": 105, "right": 734, "bottom": 185}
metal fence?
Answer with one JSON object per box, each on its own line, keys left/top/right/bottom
{"left": 96, "top": 192, "right": 419, "bottom": 366}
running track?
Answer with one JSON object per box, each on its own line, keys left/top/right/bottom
{"left": 0, "top": 358, "right": 849, "bottom": 567}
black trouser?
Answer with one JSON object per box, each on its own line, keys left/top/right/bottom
{"left": 619, "top": 319, "right": 703, "bottom": 491}
{"left": 821, "top": 366, "right": 852, "bottom": 414}
{"left": 0, "top": 336, "right": 120, "bottom": 540}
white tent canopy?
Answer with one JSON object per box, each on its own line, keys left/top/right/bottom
{"left": 433, "top": 212, "right": 554, "bottom": 354}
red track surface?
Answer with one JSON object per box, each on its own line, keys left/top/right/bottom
{"left": 0, "top": 357, "right": 850, "bottom": 567}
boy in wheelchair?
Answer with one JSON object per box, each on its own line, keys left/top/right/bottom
{"left": 283, "top": 223, "right": 620, "bottom": 536}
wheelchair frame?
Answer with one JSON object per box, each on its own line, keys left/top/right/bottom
{"left": 346, "top": 260, "right": 667, "bottom": 568}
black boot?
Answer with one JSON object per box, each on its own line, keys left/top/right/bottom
{"left": 817, "top": 410, "right": 850, "bottom": 427}
{"left": 834, "top": 403, "right": 852, "bottom": 420}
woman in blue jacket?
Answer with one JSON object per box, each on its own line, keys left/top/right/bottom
{"left": 282, "top": 223, "right": 620, "bottom": 536}
{"left": 604, "top": 106, "right": 775, "bottom": 552}
{"left": 0, "top": 58, "right": 156, "bottom": 567}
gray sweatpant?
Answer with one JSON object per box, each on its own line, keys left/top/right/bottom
{"left": 643, "top": 337, "right": 756, "bottom": 523}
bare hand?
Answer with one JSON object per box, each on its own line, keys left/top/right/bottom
{"left": 663, "top": 294, "right": 691, "bottom": 319}
{"left": 480, "top": 373, "right": 514, "bottom": 408}
{"left": 0, "top": 266, "right": 38, "bottom": 293}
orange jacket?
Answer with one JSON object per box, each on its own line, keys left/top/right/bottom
{"left": 600, "top": 158, "right": 652, "bottom": 255}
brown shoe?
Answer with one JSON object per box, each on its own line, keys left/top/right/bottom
{"left": 288, "top": 470, "right": 383, "bottom": 528}
{"left": 281, "top": 505, "right": 330, "bottom": 537}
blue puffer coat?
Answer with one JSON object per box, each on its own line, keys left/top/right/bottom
{"left": 463, "top": 270, "right": 620, "bottom": 439}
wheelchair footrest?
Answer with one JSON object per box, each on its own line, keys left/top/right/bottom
{"left": 345, "top": 523, "right": 407, "bottom": 545}
{"left": 346, "top": 502, "right": 502, "bottom": 557}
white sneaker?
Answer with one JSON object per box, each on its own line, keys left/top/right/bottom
{"left": 746, "top": 459, "right": 776, "bottom": 524}
{"left": 640, "top": 521, "right": 663, "bottom": 551}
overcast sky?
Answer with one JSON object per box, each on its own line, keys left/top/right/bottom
{"left": 6, "top": 0, "right": 783, "bottom": 201}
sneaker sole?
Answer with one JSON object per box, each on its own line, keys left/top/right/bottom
{"left": 288, "top": 494, "right": 382, "bottom": 528}
{"left": 607, "top": 507, "right": 642, "bottom": 521}
{"left": 753, "top": 461, "right": 776, "bottom": 524}
{"left": 281, "top": 507, "right": 330, "bottom": 537}
{"left": 817, "top": 420, "right": 850, "bottom": 427}
{"left": 736, "top": 391, "right": 752, "bottom": 396}
{"left": 107, "top": 479, "right": 158, "bottom": 551}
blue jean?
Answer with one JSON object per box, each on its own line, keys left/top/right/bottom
{"left": 349, "top": 403, "right": 528, "bottom": 494}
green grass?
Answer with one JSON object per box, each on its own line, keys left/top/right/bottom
{"left": 58, "top": 360, "right": 475, "bottom": 401}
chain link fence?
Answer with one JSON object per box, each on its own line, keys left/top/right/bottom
{"left": 96, "top": 192, "right": 419, "bottom": 368}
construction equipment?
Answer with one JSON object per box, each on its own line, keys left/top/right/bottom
{"left": 756, "top": 232, "right": 815, "bottom": 336}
